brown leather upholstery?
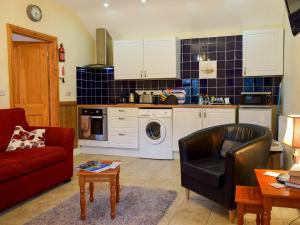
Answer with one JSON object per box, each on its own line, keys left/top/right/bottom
{"left": 179, "top": 123, "right": 272, "bottom": 210}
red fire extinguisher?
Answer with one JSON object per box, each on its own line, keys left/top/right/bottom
{"left": 58, "top": 43, "right": 65, "bottom": 62}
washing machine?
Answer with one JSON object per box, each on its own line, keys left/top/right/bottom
{"left": 139, "top": 109, "right": 173, "bottom": 159}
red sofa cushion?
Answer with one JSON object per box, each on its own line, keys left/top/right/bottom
{"left": 0, "top": 147, "right": 67, "bottom": 175}
{"left": 0, "top": 159, "right": 23, "bottom": 182}
{"left": 0, "top": 108, "right": 29, "bottom": 153}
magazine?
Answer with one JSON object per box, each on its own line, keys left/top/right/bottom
{"left": 77, "top": 161, "right": 122, "bottom": 173}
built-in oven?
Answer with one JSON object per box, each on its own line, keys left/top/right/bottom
{"left": 78, "top": 108, "right": 107, "bottom": 141}
{"left": 240, "top": 92, "right": 272, "bottom": 106}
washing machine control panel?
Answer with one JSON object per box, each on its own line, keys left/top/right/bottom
{"left": 139, "top": 109, "right": 172, "bottom": 118}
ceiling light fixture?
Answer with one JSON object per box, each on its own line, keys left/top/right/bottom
{"left": 103, "top": 2, "right": 109, "bottom": 8}
{"left": 141, "top": 0, "right": 146, "bottom": 3}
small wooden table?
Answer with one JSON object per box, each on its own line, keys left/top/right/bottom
{"left": 255, "top": 169, "right": 300, "bottom": 225}
{"left": 77, "top": 165, "right": 120, "bottom": 220}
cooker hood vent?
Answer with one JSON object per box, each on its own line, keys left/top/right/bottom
{"left": 84, "top": 28, "right": 113, "bottom": 69}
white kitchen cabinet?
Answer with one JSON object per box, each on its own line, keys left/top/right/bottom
{"left": 243, "top": 29, "right": 283, "bottom": 76}
{"left": 239, "top": 107, "right": 272, "bottom": 130}
{"left": 202, "top": 108, "right": 236, "bottom": 129}
{"left": 172, "top": 108, "right": 236, "bottom": 151}
{"left": 113, "top": 40, "right": 144, "bottom": 80}
{"left": 113, "top": 37, "right": 180, "bottom": 80}
{"left": 143, "top": 37, "right": 180, "bottom": 79}
{"left": 108, "top": 108, "right": 139, "bottom": 149}
{"left": 172, "top": 108, "right": 202, "bottom": 152}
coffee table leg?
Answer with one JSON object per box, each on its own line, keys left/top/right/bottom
{"left": 89, "top": 182, "right": 94, "bottom": 202}
{"left": 79, "top": 177, "right": 86, "bottom": 220}
{"left": 263, "top": 198, "right": 272, "bottom": 225}
{"left": 116, "top": 169, "right": 120, "bottom": 203}
{"left": 110, "top": 176, "right": 117, "bottom": 219}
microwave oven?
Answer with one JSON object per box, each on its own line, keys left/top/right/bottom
{"left": 240, "top": 92, "right": 272, "bottom": 106}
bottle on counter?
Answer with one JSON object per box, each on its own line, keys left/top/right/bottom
{"left": 198, "top": 95, "right": 204, "bottom": 105}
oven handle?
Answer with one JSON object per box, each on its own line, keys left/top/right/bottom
{"left": 90, "top": 116, "right": 103, "bottom": 119}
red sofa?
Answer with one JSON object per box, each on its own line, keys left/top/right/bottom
{"left": 0, "top": 108, "right": 74, "bottom": 211}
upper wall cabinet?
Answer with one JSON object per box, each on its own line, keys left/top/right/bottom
{"left": 243, "top": 29, "right": 284, "bottom": 77}
{"left": 113, "top": 37, "right": 180, "bottom": 80}
{"left": 113, "top": 39, "right": 144, "bottom": 80}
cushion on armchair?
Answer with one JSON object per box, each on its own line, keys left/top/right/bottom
{"left": 182, "top": 158, "right": 225, "bottom": 187}
{"left": 220, "top": 139, "right": 243, "bottom": 158}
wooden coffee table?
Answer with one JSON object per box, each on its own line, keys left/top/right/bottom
{"left": 255, "top": 169, "right": 300, "bottom": 225}
{"left": 77, "top": 164, "right": 120, "bottom": 220}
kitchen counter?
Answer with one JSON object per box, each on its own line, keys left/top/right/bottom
{"left": 77, "top": 104, "right": 239, "bottom": 109}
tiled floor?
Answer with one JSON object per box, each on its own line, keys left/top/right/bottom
{"left": 0, "top": 154, "right": 299, "bottom": 225}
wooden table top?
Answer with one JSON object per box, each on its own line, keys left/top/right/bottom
{"left": 76, "top": 160, "right": 121, "bottom": 177}
{"left": 255, "top": 169, "right": 300, "bottom": 199}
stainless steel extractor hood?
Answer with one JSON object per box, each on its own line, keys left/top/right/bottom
{"left": 84, "top": 28, "right": 113, "bottom": 68}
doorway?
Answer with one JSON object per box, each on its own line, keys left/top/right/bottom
{"left": 7, "top": 24, "right": 59, "bottom": 126}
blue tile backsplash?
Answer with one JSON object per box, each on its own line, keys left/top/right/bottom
{"left": 77, "top": 35, "right": 282, "bottom": 105}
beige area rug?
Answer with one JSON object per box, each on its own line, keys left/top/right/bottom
{"left": 24, "top": 186, "right": 177, "bottom": 225}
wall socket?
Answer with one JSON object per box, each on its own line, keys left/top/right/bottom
{"left": 65, "top": 91, "right": 71, "bottom": 97}
{"left": 0, "top": 89, "right": 5, "bottom": 96}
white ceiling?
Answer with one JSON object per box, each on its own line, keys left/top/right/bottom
{"left": 56, "top": 0, "right": 286, "bottom": 40}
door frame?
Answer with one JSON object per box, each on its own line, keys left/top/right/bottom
{"left": 6, "top": 23, "right": 60, "bottom": 126}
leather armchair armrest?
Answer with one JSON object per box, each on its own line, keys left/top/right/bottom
{"left": 225, "top": 131, "right": 272, "bottom": 186}
{"left": 179, "top": 126, "right": 225, "bottom": 161}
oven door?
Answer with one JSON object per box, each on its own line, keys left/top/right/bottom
{"left": 90, "top": 115, "right": 108, "bottom": 141}
{"left": 79, "top": 115, "right": 107, "bottom": 141}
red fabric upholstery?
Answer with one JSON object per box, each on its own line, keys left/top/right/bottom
{"left": 0, "top": 108, "right": 74, "bottom": 211}
{"left": 0, "top": 147, "right": 66, "bottom": 175}
{"left": 0, "top": 159, "right": 22, "bottom": 182}
{"left": 0, "top": 108, "right": 29, "bottom": 152}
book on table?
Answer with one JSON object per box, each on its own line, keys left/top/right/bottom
{"left": 285, "top": 181, "right": 300, "bottom": 189}
{"left": 288, "top": 164, "right": 300, "bottom": 177}
{"left": 290, "top": 176, "right": 300, "bottom": 185}
{"left": 77, "top": 161, "right": 122, "bottom": 173}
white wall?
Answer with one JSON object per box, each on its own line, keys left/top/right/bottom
{"left": 0, "top": 0, "right": 95, "bottom": 108}
{"left": 283, "top": 14, "right": 300, "bottom": 115}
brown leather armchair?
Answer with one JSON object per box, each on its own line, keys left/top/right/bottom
{"left": 179, "top": 124, "right": 272, "bottom": 220}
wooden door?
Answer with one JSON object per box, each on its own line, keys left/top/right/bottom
{"left": 113, "top": 39, "right": 144, "bottom": 80}
{"left": 12, "top": 42, "right": 50, "bottom": 126}
{"left": 172, "top": 108, "right": 202, "bottom": 152}
{"left": 143, "top": 37, "right": 180, "bottom": 79}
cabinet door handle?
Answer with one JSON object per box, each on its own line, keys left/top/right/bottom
{"left": 118, "top": 109, "right": 125, "bottom": 112}
{"left": 243, "top": 67, "right": 247, "bottom": 75}
{"left": 144, "top": 71, "right": 146, "bottom": 79}
{"left": 118, "top": 117, "right": 125, "bottom": 120}
{"left": 199, "top": 112, "right": 202, "bottom": 118}
{"left": 118, "top": 133, "right": 125, "bottom": 136}
{"left": 140, "top": 70, "right": 143, "bottom": 78}
{"left": 204, "top": 110, "right": 207, "bottom": 118}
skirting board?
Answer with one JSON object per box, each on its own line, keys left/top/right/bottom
{"left": 77, "top": 146, "right": 179, "bottom": 159}
{"left": 73, "top": 148, "right": 82, "bottom": 156}
{"left": 80, "top": 146, "right": 141, "bottom": 157}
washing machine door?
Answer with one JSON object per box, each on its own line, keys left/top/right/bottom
{"left": 144, "top": 120, "right": 166, "bottom": 145}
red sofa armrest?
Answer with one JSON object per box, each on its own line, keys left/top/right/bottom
{"left": 30, "top": 126, "right": 74, "bottom": 151}
{"left": 29, "top": 126, "right": 75, "bottom": 178}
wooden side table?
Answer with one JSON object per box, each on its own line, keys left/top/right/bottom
{"left": 255, "top": 169, "right": 300, "bottom": 225}
{"left": 77, "top": 166, "right": 120, "bottom": 220}
{"left": 235, "top": 185, "right": 263, "bottom": 225}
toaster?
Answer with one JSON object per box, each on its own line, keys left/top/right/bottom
{"left": 139, "top": 92, "right": 153, "bottom": 104}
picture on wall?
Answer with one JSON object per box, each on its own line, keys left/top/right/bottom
{"left": 199, "top": 60, "right": 217, "bottom": 79}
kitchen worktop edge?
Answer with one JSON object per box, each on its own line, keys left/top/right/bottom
{"left": 77, "top": 104, "right": 239, "bottom": 109}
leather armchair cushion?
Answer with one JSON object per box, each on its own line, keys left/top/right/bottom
{"left": 182, "top": 158, "right": 225, "bottom": 187}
